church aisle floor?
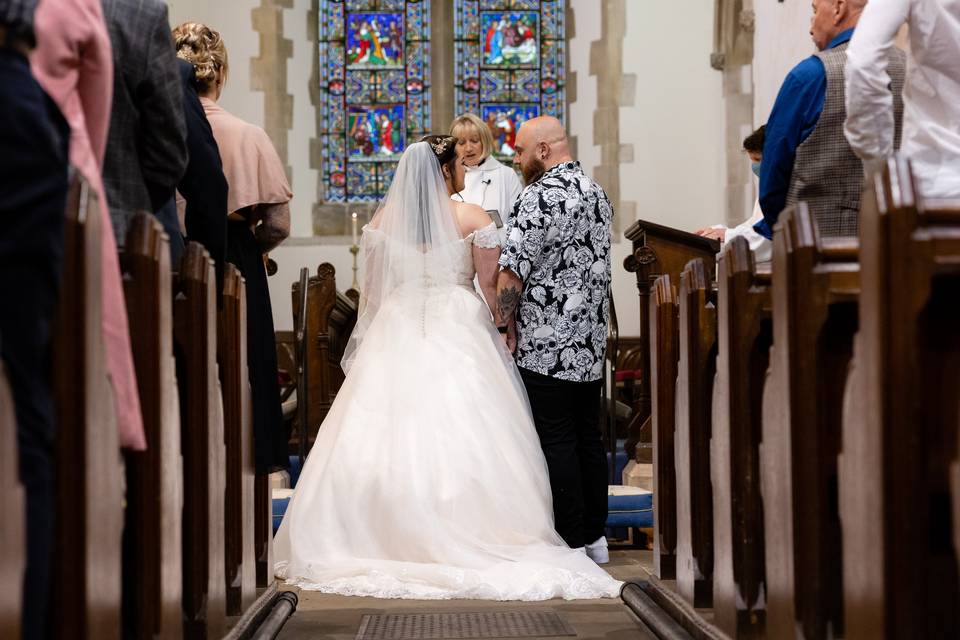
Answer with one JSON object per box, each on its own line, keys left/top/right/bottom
{"left": 276, "top": 550, "right": 657, "bottom": 640}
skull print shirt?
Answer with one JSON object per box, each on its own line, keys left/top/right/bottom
{"left": 499, "top": 161, "right": 612, "bottom": 382}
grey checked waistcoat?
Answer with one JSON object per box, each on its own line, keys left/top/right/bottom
{"left": 786, "top": 42, "right": 906, "bottom": 237}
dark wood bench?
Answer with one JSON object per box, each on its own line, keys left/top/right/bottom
{"left": 624, "top": 220, "right": 719, "bottom": 466}
{"left": 761, "top": 202, "right": 858, "bottom": 640}
{"left": 290, "top": 263, "right": 358, "bottom": 455}
{"left": 841, "top": 155, "right": 960, "bottom": 639}
{"left": 650, "top": 274, "right": 679, "bottom": 579}
{"left": 174, "top": 242, "right": 226, "bottom": 639}
{"left": 52, "top": 177, "right": 123, "bottom": 638}
{"left": 0, "top": 359, "right": 24, "bottom": 638}
{"left": 218, "top": 263, "right": 256, "bottom": 615}
{"left": 712, "top": 236, "right": 770, "bottom": 638}
{"left": 674, "top": 258, "right": 716, "bottom": 607}
{"left": 121, "top": 213, "right": 183, "bottom": 639}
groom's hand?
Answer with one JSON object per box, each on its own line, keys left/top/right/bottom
{"left": 497, "top": 321, "right": 516, "bottom": 354}
{"left": 505, "top": 319, "right": 517, "bottom": 354}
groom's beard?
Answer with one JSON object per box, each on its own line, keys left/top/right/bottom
{"left": 522, "top": 157, "right": 546, "bottom": 186}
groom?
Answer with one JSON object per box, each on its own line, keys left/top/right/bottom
{"left": 496, "top": 116, "right": 613, "bottom": 562}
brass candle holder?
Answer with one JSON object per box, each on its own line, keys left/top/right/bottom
{"left": 349, "top": 243, "right": 360, "bottom": 291}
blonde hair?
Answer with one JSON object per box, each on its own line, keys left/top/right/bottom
{"left": 172, "top": 22, "right": 229, "bottom": 95}
{"left": 449, "top": 113, "right": 495, "bottom": 161}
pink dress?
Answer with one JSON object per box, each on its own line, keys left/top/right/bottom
{"left": 31, "top": 0, "right": 147, "bottom": 450}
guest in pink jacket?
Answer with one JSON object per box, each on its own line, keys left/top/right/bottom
{"left": 31, "top": 0, "right": 146, "bottom": 451}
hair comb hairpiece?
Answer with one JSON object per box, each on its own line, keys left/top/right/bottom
{"left": 431, "top": 137, "right": 453, "bottom": 156}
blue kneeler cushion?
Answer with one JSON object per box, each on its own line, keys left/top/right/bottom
{"left": 606, "top": 484, "right": 653, "bottom": 530}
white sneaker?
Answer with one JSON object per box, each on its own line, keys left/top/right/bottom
{"left": 585, "top": 536, "right": 609, "bottom": 564}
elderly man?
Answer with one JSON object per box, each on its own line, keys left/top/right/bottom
{"left": 845, "top": 0, "right": 960, "bottom": 199}
{"left": 755, "top": 0, "right": 905, "bottom": 239}
{"left": 496, "top": 116, "right": 613, "bottom": 562}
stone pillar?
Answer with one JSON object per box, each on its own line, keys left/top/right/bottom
{"left": 712, "top": 0, "right": 754, "bottom": 227}
{"left": 431, "top": 0, "right": 455, "bottom": 133}
{"left": 589, "top": 0, "right": 637, "bottom": 235}
{"left": 252, "top": 0, "right": 295, "bottom": 182}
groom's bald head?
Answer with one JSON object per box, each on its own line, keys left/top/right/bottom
{"left": 513, "top": 116, "right": 572, "bottom": 185}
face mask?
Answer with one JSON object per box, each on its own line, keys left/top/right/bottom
{"left": 751, "top": 161, "right": 762, "bottom": 178}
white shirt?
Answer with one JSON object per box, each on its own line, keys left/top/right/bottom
{"left": 717, "top": 200, "right": 772, "bottom": 263}
{"left": 845, "top": 0, "right": 960, "bottom": 199}
{"left": 452, "top": 155, "right": 524, "bottom": 236}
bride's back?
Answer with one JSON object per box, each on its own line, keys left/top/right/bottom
{"left": 452, "top": 200, "right": 494, "bottom": 240}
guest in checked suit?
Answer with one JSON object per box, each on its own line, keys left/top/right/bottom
{"left": 101, "top": 0, "right": 187, "bottom": 255}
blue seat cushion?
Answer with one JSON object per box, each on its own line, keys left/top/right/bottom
{"left": 272, "top": 498, "right": 288, "bottom": 535}
{"left": 288, "top": 455, "right": 304, "bottom": 488}
{"left": 606, "top": 485, "right": 653, "bottom": 528}
{"left": 272, "top": 488, "right": 295, "bottom": 534}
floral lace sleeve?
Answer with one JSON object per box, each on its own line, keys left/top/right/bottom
{"left": 472, "top": 222, "right": 501, "bottom": 320}
{"left": 472, "top": 221, "right": 501, "bottom": 248}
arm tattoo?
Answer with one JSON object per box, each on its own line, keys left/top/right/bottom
{"left": 497, "top": 285, "right": 520, "bottom": 323}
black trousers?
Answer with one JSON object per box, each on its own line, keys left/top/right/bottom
{"left": 0, "top": 48, "right": 70, "bottom": 640}
{"left": 518, "top": 367, "right": 608, "bottom": 549}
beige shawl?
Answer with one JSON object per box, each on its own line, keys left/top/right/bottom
{"left": 201, "top": 97, "right": 292, "bottom": 215}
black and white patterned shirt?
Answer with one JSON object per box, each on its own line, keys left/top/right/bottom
{"left": 499, "top": 161, "right": 612, "bottom": 382}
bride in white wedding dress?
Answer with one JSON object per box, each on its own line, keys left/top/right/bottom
{"left": 273, "top": 137, "right": 621, "bottom": 601}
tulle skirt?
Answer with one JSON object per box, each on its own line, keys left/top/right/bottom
{"left": 274, "top": 283, "right": 621, "bottom": 600}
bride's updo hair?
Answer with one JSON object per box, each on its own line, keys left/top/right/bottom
{"left": 420, "top": 134, "right": 458, "bottom": 176}
{"left": 172, "top": 22, "right": 229, "bottom": 95}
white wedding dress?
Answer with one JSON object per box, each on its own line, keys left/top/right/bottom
{"left": 275, "top": 142, "right": 620, "bottom": 600}
{"left": 274, "top": 233, "right": 621, "bottom": 601}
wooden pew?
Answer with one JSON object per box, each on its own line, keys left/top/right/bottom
{"left": 712, "top": 236, "right": 770, "bottom": 638}
{"left": 841, "top": 156, "right": 960, "bottom": 639}
{"left": 761, "top": 203, "right": 857, "bottom": 640}
{"left": 217, "top": 264, "right": 256, "bottom": 615}
{"left": 173, "top": 242, "right": 226, "bottom": 639}
{"left": 52, "top": 177, "right": 123, "bottom": 639}
{"left": 611, "top": 338, "right": 645, "bottom": 463}
{"left": 0, "top": 360, "right": 24, "bottom": 638}
{"left": 290, "top": 263, "right": 358, "bottom": 454}
{"left": 650, "top": 274, "right": 679, "bottom": 579}
{"left": 674, "top": 259, "right": 716, "bottom": 607}
{"left": 121, "top": 214, "right": 183, "bottom": 639}
{"left": 624, "top": 220, "right": 719, "bottom": 464}
{"left": 255, "top": 474, "right": 273, "bottom": 589}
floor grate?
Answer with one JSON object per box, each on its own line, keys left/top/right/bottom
{"left": 355, "top": 611, "right": 577, "bottom": 639}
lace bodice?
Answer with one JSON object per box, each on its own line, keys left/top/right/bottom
{"left": 453, "top": 221, "right": 500, "bottom": 285}
{"left": 364, "top": 221, "right": 500, "bottom": 288}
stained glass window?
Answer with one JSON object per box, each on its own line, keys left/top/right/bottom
{"left": 319, "top": 0, "right": 431, "bottom": 202}
{"left": 454, "top": 0, "right": 565, "bottom": 160}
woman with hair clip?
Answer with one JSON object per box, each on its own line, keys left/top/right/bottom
{"left": 173, "top": 22, "right": 291, "bottom": 474}
{"left": 274, "top": 136, "right": 620, "bottom": 601}
{"left": 449, "top": 113, "right": 523, "bottom": 241}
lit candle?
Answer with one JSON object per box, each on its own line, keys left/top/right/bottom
{"left": 351, "top": 212, "right": 358, "bottom": 246}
